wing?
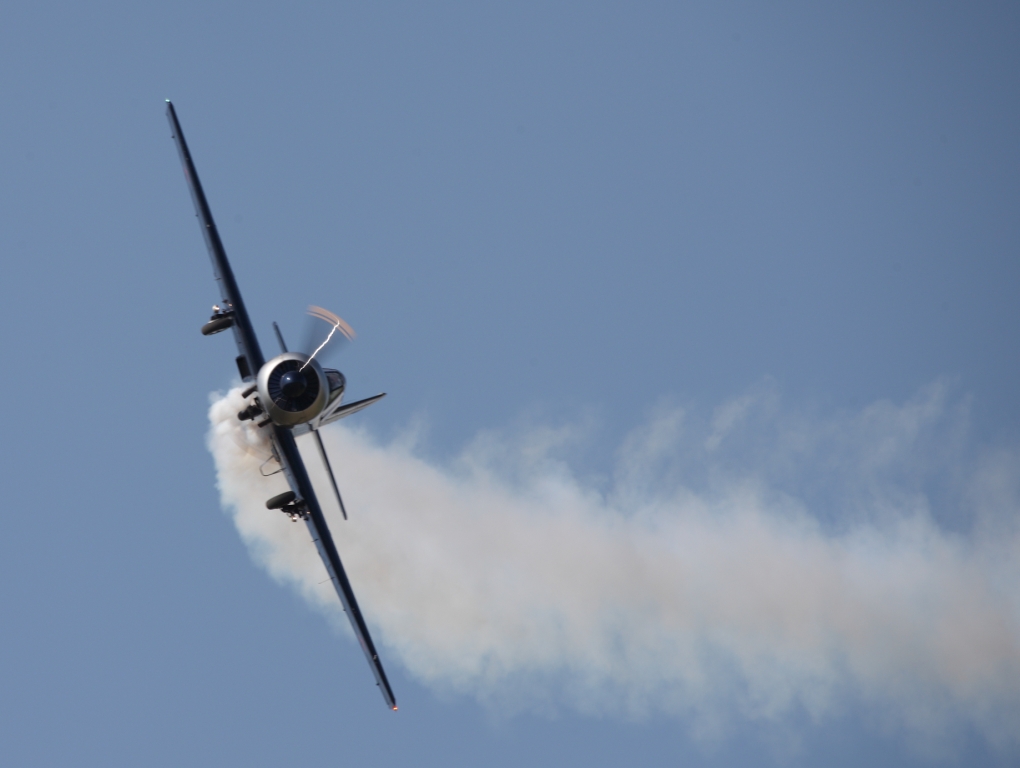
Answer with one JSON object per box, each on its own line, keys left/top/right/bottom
{"left": 274, "top": 427, "right": 399, "bottom": 710}
{"left": 165, "top": 100, "right": 265, "bottom": 379}
{"left": 167, "top": 101, "right": 397, "bottom": 710}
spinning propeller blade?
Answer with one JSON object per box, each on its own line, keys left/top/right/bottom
{"left": 273, "top": 321, "right": 288, "bottom": 353}
{"left": 297, "top": 305, "right": 356, "bottom": 367}
{"left": 308, "top": 305, "right": 356, "bottom": 341}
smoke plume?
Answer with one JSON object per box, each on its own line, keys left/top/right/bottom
{"left": 207, "top": 381, "right": 1020, "bottom": 748}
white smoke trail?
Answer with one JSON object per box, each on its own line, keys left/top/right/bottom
{"left": 207, "top": 382, "right": 1020, "bottom": 750}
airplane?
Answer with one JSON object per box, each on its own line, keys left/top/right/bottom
{"left": 165, "top": 100, "right": 397, "bottom": 711}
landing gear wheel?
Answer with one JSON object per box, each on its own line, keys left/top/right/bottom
{"left": 265, "top": 491, "right": 297, "bottom": 510}
{"left": 202, "top": 316, "right": 235, "bottom": 336}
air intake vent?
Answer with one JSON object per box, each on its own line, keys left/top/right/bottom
{"left": 267, "top": 359, "right": 321, "bottom": 412}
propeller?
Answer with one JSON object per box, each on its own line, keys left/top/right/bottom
{"left": 296, "top": 305, "right": 356, "bottom": 366}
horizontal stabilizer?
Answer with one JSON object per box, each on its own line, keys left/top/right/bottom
{"left": 319, "top": 393, "right": 386, "bottom": 427}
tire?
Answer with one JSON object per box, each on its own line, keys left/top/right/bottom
{"left": 266, "top": 491, "right": 297, "bottom": 510}
{"left": 202, "top": 316, "right": 234, "bottom": 336}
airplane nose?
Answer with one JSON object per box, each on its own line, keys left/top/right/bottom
{"left": 280, "top": 370, "right": 307, "bottom": 398}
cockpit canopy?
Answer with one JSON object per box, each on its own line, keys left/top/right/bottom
{"left": 324, "top": 368, "right": 346, "bottom": 403}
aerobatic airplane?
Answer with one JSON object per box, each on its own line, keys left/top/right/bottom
{"left": 165, "top": 100, "right": 397, "bottom": 710}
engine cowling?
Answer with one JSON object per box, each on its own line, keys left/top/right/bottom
{"left": 256, "top": 352, "right": 329, "bottom": 427}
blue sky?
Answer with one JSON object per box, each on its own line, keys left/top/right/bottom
{"left": 0, "top": 2, "right": 1017, "bottom": 766}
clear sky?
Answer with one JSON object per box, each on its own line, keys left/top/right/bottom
{"left": 0, "top": 2, "right": 1017, "bottom": 766}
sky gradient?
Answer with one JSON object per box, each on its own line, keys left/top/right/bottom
{"left": 0, "top": 2, "right": 1017, "bottom": 766}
